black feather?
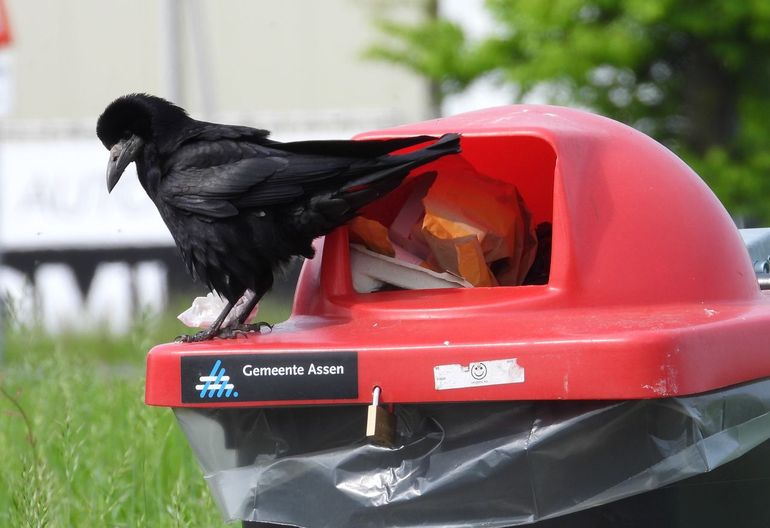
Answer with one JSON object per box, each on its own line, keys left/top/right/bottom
{"left": 96, "top": 94, "right": 461, "bottom": 332}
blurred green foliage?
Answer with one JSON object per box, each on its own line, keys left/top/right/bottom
{"left": 368, "top": 0, "right": 770, "bottom": 224}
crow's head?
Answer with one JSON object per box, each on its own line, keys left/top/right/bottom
{"left": 96, "top": 93, "right": 187, "bottom": 192}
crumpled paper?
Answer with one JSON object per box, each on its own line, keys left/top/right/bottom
{"left": 421, "top": 167, "right": 537, "bottom": 287}
{"left": 348, "top": 216, "right": 395, "bottom": 257}
{"left": 349, "top": 168, "right": 537, "bottom": 290}
{"left": 350, "top": 244, "right": 472, "bottom": 292}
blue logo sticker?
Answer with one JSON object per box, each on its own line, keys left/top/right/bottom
{"left": 195, "top": 359, "right": 239, "bottom": 399}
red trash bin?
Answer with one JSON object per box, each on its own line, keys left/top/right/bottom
{"left": 145, "top": 105, "right": 770, "bottom": 528}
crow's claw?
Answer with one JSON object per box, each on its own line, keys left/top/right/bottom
{"left": 175, "top": 329, "right": 219, "bottom": 343}
{"left": 175, "top": 322, "right": 271, "bottom": 342}
{"left": 218, "top": 322, "right": 273, "bottom": 339}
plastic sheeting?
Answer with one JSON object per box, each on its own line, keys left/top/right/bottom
{"left": 175, "top": 378, "right": 770, "bottom": 527}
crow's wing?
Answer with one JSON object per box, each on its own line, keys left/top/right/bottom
{"left": 160, "top": 129, "right": 447, "bottom": 219}
{"left": 160, "top": 139, "right": 374, "bottom": 219}
{"left": 162, "top": 121, "right": 271, "bottom": 152}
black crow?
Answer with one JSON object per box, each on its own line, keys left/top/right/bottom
{"left": 96, "top": 94, "right": 460, "bottom": 341}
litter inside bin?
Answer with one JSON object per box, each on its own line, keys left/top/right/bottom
{"left": 175, "top": 378, "right": 770, "bottom": 527}
{"left": 349, "top": 166, "right": 539, "bottom": 293}
{"left": 350, "top": 244, "right": 472, "bottom": 292}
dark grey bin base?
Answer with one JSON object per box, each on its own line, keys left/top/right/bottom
{"left": 538, "top": 438, "right": 770, "bottom": 528}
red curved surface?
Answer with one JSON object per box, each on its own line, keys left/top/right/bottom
{"left": 146, "top": 105, "right": 770, "bottom": 407}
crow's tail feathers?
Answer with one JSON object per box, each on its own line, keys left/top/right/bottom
{"left": 339, "top": 133, "right": 461, "bottom": 211}
{"left": 297, "top": 133, "right": 460, "bottom": 236}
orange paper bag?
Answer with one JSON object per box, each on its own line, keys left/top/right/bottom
{"left": 421, "top": 168, "right": 536, "bottom": 287}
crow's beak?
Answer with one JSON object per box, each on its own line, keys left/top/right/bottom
{"left": 106, "top": 134, "right": 144, "bottom": 192}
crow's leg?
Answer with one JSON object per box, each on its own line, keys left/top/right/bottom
{"left": 217, "top": 289, "right": 274, "bottom": 338}
{"left": 235, "top": 293, "right": 260, "bottom": 325}
{"left": 221, "top": 289, "right": 258, "bottom": 328}
{"left": 176, "top": 301, "right": 234, "bottom": 343}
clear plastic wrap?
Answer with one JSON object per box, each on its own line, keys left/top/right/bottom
{"left": 175, "top": 378, "right": 770, "bottom": 527}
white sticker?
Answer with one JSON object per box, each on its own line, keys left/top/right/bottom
{"left": 434, "top": 358, "right": 525, "bottom": 390}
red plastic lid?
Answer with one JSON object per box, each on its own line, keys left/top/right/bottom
{"left": 146, "top": 105, "right": 770, "bottom": 408}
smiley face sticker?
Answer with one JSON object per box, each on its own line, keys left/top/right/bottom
{"left": 470, "top": 362, "right": 488, "bottom": 380}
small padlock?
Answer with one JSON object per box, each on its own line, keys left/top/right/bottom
{"left": 366, "top": 386, "right": 396, "bottom": 447}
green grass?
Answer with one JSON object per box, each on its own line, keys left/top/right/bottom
{"left": 0, "top": 298, "right": 292, "bottom": 527}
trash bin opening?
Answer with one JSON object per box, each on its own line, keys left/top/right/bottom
{"left": 349, "top": 134, "right": 556, "bottom": 294}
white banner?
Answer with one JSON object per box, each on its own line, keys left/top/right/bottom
{"left": 0, "top": 138, "right": 173, "bottom": 250}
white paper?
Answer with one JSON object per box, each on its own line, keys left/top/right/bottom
{"left": 349, "top": 244, "right": 471, "bottom": 293}
{"left": 178, "top": 292, "right": 228, "bottom": 328}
